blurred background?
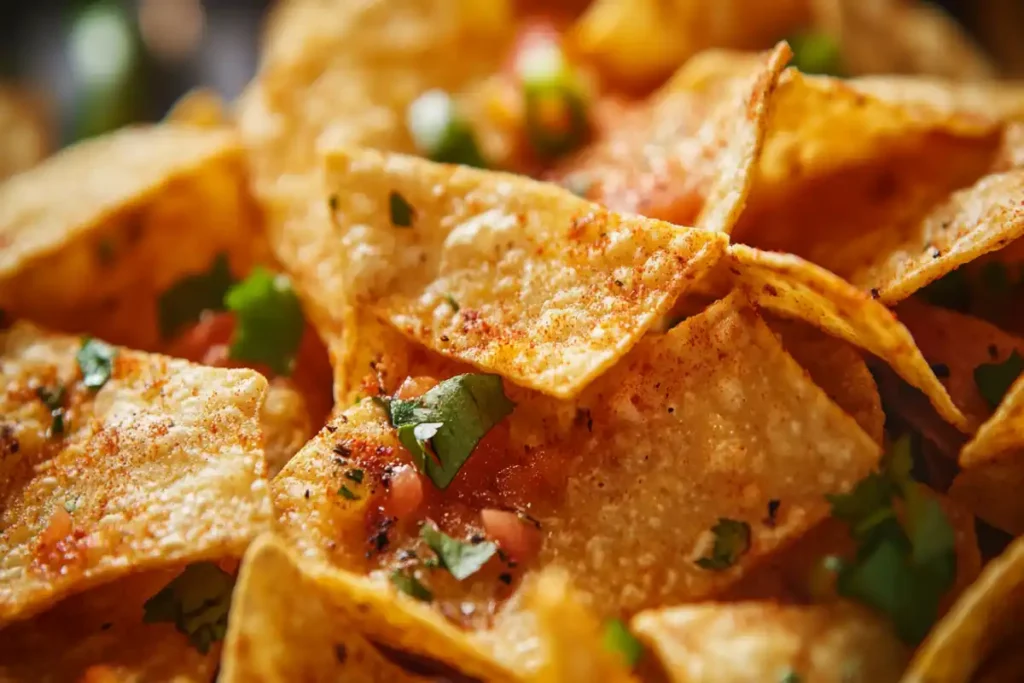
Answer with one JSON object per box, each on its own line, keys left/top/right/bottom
{"left": 0, "top": 0, "right": 1023, "bottom": 146}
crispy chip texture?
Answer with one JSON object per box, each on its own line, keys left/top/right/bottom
{"left": 0, "top": 125, "right": 259, "bottom": 350}
{"left": 0, "top": 323, "right": 271, "bottom": 626}
{"left": 632, "top": 602, "right": 909, "bottom": 683}
{"left": 166, "top": 88, "right": 231, "bottom": 129}
{"left": 274, "top": 292, "right": 879, "bottom": 627}
{"left": 313, "top": 148, "right": 727, "bottom": 398}
{"left": 0, "top": 84, "right": 50, "bottom": 180}
{"left": 552, "top": 44, "right": 789, "bottom": 232}
{"left": 221, "top": 535, "right": 432, "bottom": 683}
{"left": 851, "top": 76, "right": 1024, "bottom": 123}
{"left": 728, "top": 245, "right": 967, "bottom": 431}
{"left": 902, "top": 536, "right": 1024, "bottom": 683}
{"left": 0, "top": 567, "right": 219, "bottom": 682}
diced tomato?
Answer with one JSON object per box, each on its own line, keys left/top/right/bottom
{"left": 394, "top": 376, "right": 440, "bottom": 400}
{"left": 481, "top": 508, "right": 542, "bottom": 563}
{"left": 167, "top": 311, "right": 235, "bottom": 365}
{"left": 382, "top": 465, "right": 426, "bottom": 520}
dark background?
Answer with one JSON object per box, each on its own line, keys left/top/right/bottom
{"left": 0, "top": 0, "right": 1017, "bottom": 146}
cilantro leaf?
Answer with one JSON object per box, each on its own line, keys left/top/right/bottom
{"left": 36, "top": 384, "right": 67, "bottom": 436}
{"left": 603, "top": 618, "right": 643, "bottom": 668}
{"left": 143, "top": 562, "right": 235, "bottom": 654}
{"left": 157, "top": 254, "right": 234, "bottom": 340}
{"left": 695, "top": 518, "right": 750, "bottom": 570}
{"left": 779, "top": 671, "right": 802, "bottom": 683}
{"left": 974, "top": 350, "right": 1024, "bottom": 410}
{"left": 407, "top": 89, "right": 488, "bottom": 168}
{"left": 77, "top": 338, "right": 117, "bottom": 391}
{"left": 389, "top": 191, "right": 414, "bottom": 227}
{"left": 390, "top": 570, "right": 433, "bottom": 602}
{"left": 420, "top": 521, "right": 497, "bottom": 580}
{"left": 517, "top": 42, "right": 591, "bottom": 158}
{"left": 339, "top": 485, "right": 359, "bottom": 500}
{"left": 387, "top": 374, "right": 515, "bottom": 489}
{"left": 224, "top": 268, "right": 305, "bottom": 376}
{"left": 786, "top": 32, "right": 844, "bottom": 76}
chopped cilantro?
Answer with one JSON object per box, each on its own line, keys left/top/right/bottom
{"left": 386, "top": 374, "right": 515, "bottom": 489}
{"left": 36, "top": 385, "right": 67, "bottom": 436}
{"left": 786, "top": 32, "right": 844, "bottom": 76}
{"left": 603, "top": 619, "right": 643, "bottom": 668}
{"left": 157, "top": 253, "right": 234, "bottom": 340}
{"left": 827, "top": 436, "right": 956, "bottom": 643}
{"left": 77, "top": 338, "right": 116, "bottom": 391}
{"left": 779, "top": 670, "right": 802, "bottom": 683}
{"left": 695, "top": 518, "right": 750, "bottom": 570}
{"left": 344, "top": 468, "right": 364, "bottom": 484}
{"left": 338, "top": 485, "right": 359, "bottom": 500}
{"left": 224, "top": 268, "right": 305, "bottom": 376}
{"left": 406, "top": 89, "right": 488, "bottom": 168}
{"left": 444, "top": 293, "right": 460, "bottom": 313}
{"left": 389, "top": 191, "right": 414, "bottom": 227}
{"left": 974, "top": 350, "right": 1024, "bottom": 410}
{"left": 516, "top": 41, "right": 590, "bottom": 158}
{"left": 420, "top": 521, "right": 497, "bottom": 580}
{"left": 143, "top": 562, "right": 234, "bottom": 654}
{"left": 390, "top": 570, "right": 433, "bottom": 602}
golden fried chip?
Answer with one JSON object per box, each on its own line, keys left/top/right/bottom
{"left": 902, "top": 535, "right": 1024, "bottom": 683}
{"left": 728, "top": 245, "right": 967, "bottom": 431}
{"left": 767, "top": 316, "right": 884, "bottom": 443}
{"left": 221, "top": 535, "right": 435, "bottom": 683}
{"left": 273, "top": 292, "right": 879, "bottom": 629}
{"left": 261, "top": 379, "right": 315, "bottom": 477}
{"left": 0, "top": 323, "right": 271, "bottom": 626}
{"left": 166, "top": 87, "right": 231, "bottom": 129}
{"left": 632, "top": 602, "right": 909, "bottom": 683}
{"left": 850, "top": 76, "right": 1024, "bottom": 123}
{"left": 0, "top": 125, "right": 259, "bottom": 350}
{"left": 552, "top": 43, "right": 789, "bottom": 232}
{"left": 0, "top": 84, "right": 50, "bottom": 180}
{"left": 0, "top": 567, "right": 218, "bottom": 682}
{"left": 314, "top": 147, "right": 727, "bottom": 399}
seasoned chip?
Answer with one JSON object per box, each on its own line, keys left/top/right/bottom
{"left": 273, "top": 292, "right": 880, "bottom": 636}
{"left": 631, "top": 602, "right": 909, "bottom": 683}
{"left": 261, "top": 379, "right": 315, "bottom": 477}
{"left": 315, "top": 147, "right": 727, "bottom": 398}
{"left": 220, "top": 534, "right": 439, "bottom": 683}
{"left": 0, "top": 323, "right": 271, "bottom": 626}
{"left": 0, "top": 125, "right": 259, "bottom": 350}
{"left": 0, "top": 84, "right": 50, "bottom": 180}
{"left": 850, "top": 76, "right": 1024, "bottom": 123}
{"left": 0, "top": 567, "right": 219, "bottom": 681}
{"left": 551, "top": 43, "right": 789, "bottom": 231}
{"left": 728, "top": 245, "right": 967, "bottom": 431}
{"left": 902, "top": 535, "right": 1024, "bottom": 683}
{"left": 166, "top": 87, "right": 231, "bottom": 129}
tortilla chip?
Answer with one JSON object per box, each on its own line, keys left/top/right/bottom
{"left": 273, "top": 292, "right": 879, "bottom": 626}
{"left": 166, "top": 87, "right": 231, "bottom": 129}
{"left": 568, "top": 0, "right": 809, "bottom": 87}
{"left": 850, "top": 76, "right": 1024, "bottom": 123}
{"left": 961, "top": 375, "right": 1024, "bottom": 469}
{"left": 902, "top": 535, "right": 1024, "bottom": 683}
{"left": 261, "top": 379, "right": 315, "bottom": 477}
{"left": 0, "top": 84, "right": 50, "bottom": 180}
{"left": 0, "top": 323, "right": 271, "bottom": 626}
{"left": 551, "top": 43, "right": 789, "bottom": 232}
{"left": 950, "top": 461, "right": 1024, "bottom": 536}
{"left": 239, "top": 0, "right": 511, "bottom": 193}
{"left": 767, "top": 316, "right": 884, "bottom": 444}
{"left": 0, "top": 567, "right": 218, "bottom": 682}
{"left": 631, "top": 602, "right": 909, "bottom": 683}
{"left": 728, "top": 245, "right": 967, "bottom": 431}
{"left": 0, "top": 125, "right": 260, "bottom": 350}
{"left": 221, "top": 534, "right": 436, "bottom": 683}
{"left": 315, "top": 147, "right": 727, "bottom": 399}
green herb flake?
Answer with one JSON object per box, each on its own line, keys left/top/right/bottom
{"left": 420, "top": 521, "right": 497, "bottom": 580}
{"left": 344, "top": 468, "right": 364, "bottom": 484}
{"left": 389, "top": 191, "right": 414, "bottom": 227}
{"left": 444, "top": 293, "right": 460, "bottom": 313}
{"left": 390, "top": 570, "right": 433, "bottom": 602}
{"left": 827, "top": 436, "right": 956, "bottom": 644}
{"left": 77, "top": 338, "right": 117, "bottom": 391}
{"left": 786, "top": 32, "right": 844, "bottom": 76}
{"left": 142, "top": 562, "right": 235, "bottom": 654}
{"left": 224, "top": 268, "right": 305, "bottom": 376}
{"left": 407, "top": 89, "right": 488, "bottom": 168}
{"left": 779, "top": 670, "right": 802, "bottom": 683}
{"left": 974, "top": 350, "right": 1024, "bottom": 410}
{"left": 517, "top": 42, "right": 591, "bottom": 159}
{"left": 387, "top": 373, "right": 515, "bottom": 489}
{"left": 338, "top": 485, "right": 360, "bottom": 500}
{"left": 157, "top": 253, "right": 234, "bottom": 340}
{"left": 602, "top": 618, "right": 643, "bottom": 668}
{"left": 695, "top": 518, "right": 751, "bottom": 570}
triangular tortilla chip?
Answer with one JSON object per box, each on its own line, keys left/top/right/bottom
{"left": 632, "top": 601, "right": 909, "bottom": 683}
{"left": 850, "top": 76, "right": 1024, "bottom": 123}
{"left": 0, "top": 567, "right": 219, "bottom": 682}
{"left": 0, "top": 323, "right": 271, "bottom": 626}
{"left": 272, "top": 292, "right": 879, "bottom": 645}
{"left": 312, "top": 147, "right": 727, "bottom": 399}
{"left": 220, "top": 535, "right": 436, "bottom": 683}
{"left": 902, "top": 536, "right": 1024, "bottom": 683}
{"left": 728, "top": 245, "right": 967, "bottom": 431}
{"left": 0, "top": 124, "right": 260, "bottom": 350}
{"left": 550, "top": 43, "right": 790, "bottom": 232}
